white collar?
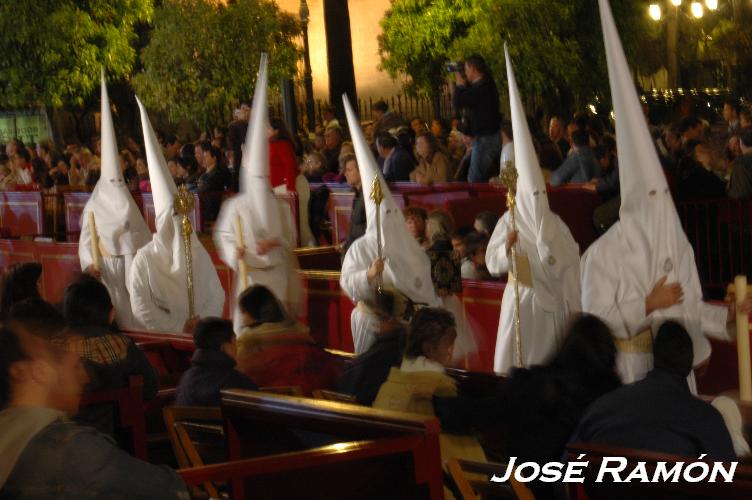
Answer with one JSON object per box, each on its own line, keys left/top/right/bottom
{"left": 400, "top": 355, "right": 445, "bottom": 374}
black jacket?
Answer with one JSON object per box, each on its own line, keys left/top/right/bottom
{"left": 453, "top": 77, "right": 501, "bottom": 137}
{"left": 344, "top": 188, "right": 366, "bottom": 252}
{"left": 570, "top": 369, "right": 736, "bottom": 460}
{"left": 382, "top": 147, "right": 415, "bottom": 182}
{"left": 175, "top": 349, "right": 257, "bottom": 407}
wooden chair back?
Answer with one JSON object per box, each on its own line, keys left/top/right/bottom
{"left": 79, "top": 375, "right": 147, "bottom": 460}
{"left": 312, "top": 389, "right": 358, "bottom": 404}
{"left": 446, "top": 458, "right": 534, "bottom": 500}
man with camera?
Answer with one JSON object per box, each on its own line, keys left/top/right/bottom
{"left": 451, "top": 55, "right": 502, "bottom": 183}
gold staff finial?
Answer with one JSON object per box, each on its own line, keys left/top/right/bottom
{"left": 370, "top": 174, "right": 384, "bottom": 294}
{"left": 500, "top": 161, "right": 523, "bottom": 368}
{"left": 174, "top": 184, "right": 196, "bottom": 318}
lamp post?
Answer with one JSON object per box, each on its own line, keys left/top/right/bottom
{"left": 299, "top": 0, "right": 316, "bottom": 132}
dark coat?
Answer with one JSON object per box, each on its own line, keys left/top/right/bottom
{"left": 175, "top": 349, "right": 257, "bottom": 407}
{"left": 382, "top": 147, "right": 415, "bottom": 182}
{"left": 343, "top": 188, "right": 366, "bottom": 252}
{"left": 570, "top": 369, "right": 736, "bottom": 461}
{"left": 452, "top": 77, "right": 501, "bottom": 137}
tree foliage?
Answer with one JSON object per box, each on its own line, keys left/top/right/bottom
{"left": 0, "top": 0, "right": 152, "bottom": 109}
{"left": 379, "top": 0, "right": 662, "bottom": 112}
{"left": 133, "top": 0, "right": 300, "bottom": 129}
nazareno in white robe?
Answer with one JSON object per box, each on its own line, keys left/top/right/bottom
{"left": 79, "top": 70, "right": 150, "bottom": 330}
{"left": 582, "top": 0, "right": 728, "bottom": 386}
{"left": 340, "top": 95, "right": 441, "bottom": 354}
{"left": 485, "top": 45, "right": 581, "bottom": 375}
{"left": 486, "top": 211, "right": 581, "bottom": 374}
{"left": 130, "top": 96, "right": 225, "bottom": 332}
{"left": 214, "top": 195, "right": 303, "bottom": 332}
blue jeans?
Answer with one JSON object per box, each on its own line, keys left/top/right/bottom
{"left": 468, "top": 132, "right": 501, "bottom": 183}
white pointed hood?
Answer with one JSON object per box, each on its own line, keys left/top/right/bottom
{"left": 598, "top": 0, "right": 709, "bottom": 361}
{"left": 136, "top": 95, "right": 193, "bottom": 273}
{"left": 235, "top": 53, "right": 284, "bottom": 266}
{"left": 343, "top": 95, "right": 437, "bottom": 305}
{"left": 504, "top": 44, "right": 549, "bottom": 234}
{"left": 82, "top": 70, "right": 149, "bottom": 256}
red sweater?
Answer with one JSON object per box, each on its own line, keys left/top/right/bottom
{"left": 268, "top": 139, "right": 298, "bottom": 193}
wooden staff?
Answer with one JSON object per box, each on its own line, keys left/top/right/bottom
{"left": 736, "top": 275, "right": 752, "bottom": 401}
{"left": 500, "top": 162, "right": 522, "bottom": 368}
{"left": 88, "top": 212, "right": 101, "bottom": 273}
{"left": 234, "top": 214, "right": 249, "bottom": 292}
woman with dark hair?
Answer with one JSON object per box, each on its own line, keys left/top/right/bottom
{"left": 0, "top": 262, "right": 42, "bottom": 320}
{"left": 234, "top": 284, "right": 338, "bottom": 394}
{"left": 435, "top": 314, "right": 620, "bottom": 499}
{"left": 269, "top": 117, "right": 298, "bottom": 193}
{"left": 410, "top": 132, "right": 452, "bottom": 185}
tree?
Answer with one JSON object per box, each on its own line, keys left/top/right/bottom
{"left": 378, "top": 0, "right": 474, "bottom": 117}
{"left": 0, "top": 0, "right": 153, "bottom": 109}
{"left": 378, "top": 0, "right": 661, "bottom": 116}
{"left": 133, "top": 0, "right": 300, "bottom": 130}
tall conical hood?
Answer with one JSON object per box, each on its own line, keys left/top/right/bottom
{"left": 135, "top": 96, "right": 177, "bottom": 232}
{"left": 504, "top": 43, "right": 549, "bottom": 232}
{"left": 239, "top": 53, "right": 282, "bottom": 241}
{"left": 599, "top": 0, "right": 669, "bottom": 215}
{"left": 81, "top": 70, "right": 149, "bottom": 257}
{"left": 342, "top": 95, "right": 437, "bottom": 306}
{"left": 598, "top": 0, "right": 709, "bottom": 363}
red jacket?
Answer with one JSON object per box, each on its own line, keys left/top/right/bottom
{"left": 268, "top": 139, "right": 298, "bottom": 193}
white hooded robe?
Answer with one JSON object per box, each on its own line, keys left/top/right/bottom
{"left": 486, "top": 46, "right": 582, "bottom": 375}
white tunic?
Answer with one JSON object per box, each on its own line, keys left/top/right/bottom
{"left": 214, "top": 196, "right": 303, "bottom": 331}
{"left": 129, "top": 235, "right": 225, "bottom": 332}
{"left": 79, "top": 222, "right": 138, "bottom": 330}
{"left": 486, "top": 211, "right": 581, "bottom": 374}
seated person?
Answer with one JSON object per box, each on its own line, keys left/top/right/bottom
{"left": 549, "top": 129, "right": 600, "bottom": 186}
{"left": 0, "top": 315, "right": 188, "bottom": 499}
{"left": 235, "top": 285, "right": 341, "bottom": 394}
{"left": 0, "top": 262, "right": 42, "bottom": 320}
{"left": 460, "top": 231, "right": 492, "bottom": 280}
{"left": 450, "top": 226, "right": 474, "bottom": 259}
{"left": 336, "top": 303, "right": 408, "bottom": 406}
{"left": 473, "top": 211, "right": 499, "bottom": 237}
{"left": 373, "top": 307, "right": 485, "bottom": 472}
{"left": 570, "top": 320, "right": 736, "bottom": 460}
{"left": 434, "top": 314, "right": 621, "bottom": 499}
{"left": 175, "top": 317, "right": 257, "bottom": 406}
{"left": 404, "top": 206, "right": 429, "bottom": 249}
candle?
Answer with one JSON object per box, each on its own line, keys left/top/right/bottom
{"left": 735, "top": 275, "right": 751, "bottom": 402}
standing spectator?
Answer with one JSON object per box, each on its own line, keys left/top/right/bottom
{"left": 548, "top": 116, "right": 570, "bottom": 162}
{"left": 163, "top": 134, "right": 181, "bottom": 161}
{"left": 323, "top": 126, "right": 343, "bottom": 173}
{"left": 410, "top": 117, "right": 426, "bottom": 135}
{"left": 372, "top": 100, "right": 405, "bottom": 139}
{"left": 227, "top": 103, "right": 251, "bottom": 191}
{"left": 342, "top": 154, "right": 366, "bottom": 252}
{"left": 452, "top": 54, "right": 502, "bottom": 182}
{"left": 197, "top": 146, "right": 228, "bottom": 221}
{"left": 268, "top": 118, "right": 298, "bottom": 193}
{"left": 376, "top": 133, "right": 414, "bottom": 182}
{"left": 194, "top": 140, "right": 212, "bottom": 171}
{"left": 302, "top": 151, "right": 326, "bottom": 183}
{"left": 728, "top": 128, "right": 752, "bottom": 200}
{"left": 723, "top": 99, "right": 740, "bottom": 134}
{"left": 411, "top": 132, "right": 451, "bottom": 185}
{"left": 549, "top": 129, "right": 600, "bottom": 186}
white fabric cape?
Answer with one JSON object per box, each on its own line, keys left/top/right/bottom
{"left": 581, "top": 0, "right": 727, "bottom": 384}
{"left": 130, "top": 96, "right": 224, "bottom": 332}
{"left": 212, "top": 54, "right": 302, "bottom": 330}
{"left": 340, "top": 95, "right": 440, "bottom": 353}
{"left": 79, "top": 70, "right": 150, "bottom": 329}
{"left": 485, "top": 45, "right": 581, "bottom": 374}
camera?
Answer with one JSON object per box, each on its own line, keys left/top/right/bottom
{"left": 446, "top": 61, "right": 465, "bottom": 73}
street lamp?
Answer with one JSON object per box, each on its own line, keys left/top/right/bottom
{"left": 671, "top": 0, "right": 682, "bottom": 6}
{"left": 299, "top": 0, "right": 316, "bottom": 132}
{"left": 705, "top": 0, "right": 718, "bottom": 10}
{"left": 649, "top": 3, "right": 663, "bottom": 20}
{"left": 691, "top": 1, "right": 704, "bottom": 17}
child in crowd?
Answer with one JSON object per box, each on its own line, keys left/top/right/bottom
{"left": 460, "top": 231, "right": 492, "bottom": 280}
{"left": 175, "top": 317, "right": 257, "bottom": 407}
